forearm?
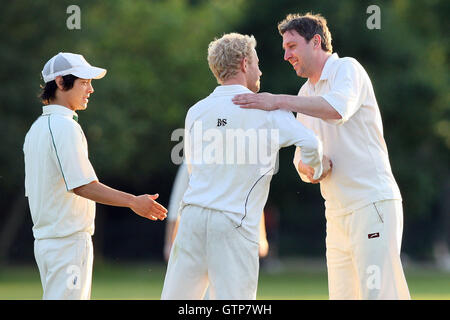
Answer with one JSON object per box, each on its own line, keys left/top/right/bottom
{"left": 164, "top": 221, "right": 175, "bottom": 244}
{"left": 275, "top": 95, "right": 342, "bottom": 120}
{"left": 74, "top": 181, "right": 135, "bottom": 208}
{"left": 164, "top": 218, "right": 180, "bottom": 245}
{"left": 259, "top": 213, "right": 267, "bottom": 240}
{"left": 164, "top": 216, "right": 180, "bottom": 260}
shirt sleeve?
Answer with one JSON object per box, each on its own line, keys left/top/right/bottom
{"left": 49, "top": 118, "right": 98, "bottom": 191}
{"left": 293, "top": 146, "right": 312, "bottom": 183}
{"left": 270, "top": 110, "right": 323, "bottom": 180}
{"left": 321, "top": 59, "right": 363, "bottom": 125}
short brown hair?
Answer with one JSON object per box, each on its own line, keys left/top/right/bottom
{"left": 278, "top": 13, "right": 333, "bottom": 53}
{"left": 207, "top": 33, "right": 257, "bottom": 84}
{"left": 39, "top": 74, "right": 78, "bottom": 105}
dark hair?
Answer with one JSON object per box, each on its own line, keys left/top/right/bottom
{"left": 39, "top": 74, "right": 79, "bottom": 104}
{"left": 278, "top": 13, "right": 333, "bottom": 53}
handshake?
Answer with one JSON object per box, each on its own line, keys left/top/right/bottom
{"left": 298, "top": 155, "right": 333, "bottom": 184}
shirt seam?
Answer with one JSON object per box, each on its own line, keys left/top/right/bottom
{"left": 236, "top": 167, "right": 274, "bottom": 229}
{"left": 47, "top": 114, "right": 69, "bottom": 191}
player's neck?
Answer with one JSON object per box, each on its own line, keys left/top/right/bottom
{"left": 309, "top": 52, "right": 332, "bottom": 85}
{"left": 221, "top": 74, "right": 247, "bottom": 88}
{"left": 49, "top": 96, "right": 75, "bottom": 111}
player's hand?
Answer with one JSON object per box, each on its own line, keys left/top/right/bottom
{"left": 259, "top": 238, "right": 269, "bottom": 258}
{"left": 309, "top": 155, "right": 333, "bottom": 184}
{"left": 130, "top": 194, "right": 167, "bottom": 221}
{"left": 232, "top": 92, "right": 279, "bottom": 111}
{"left": 297, "top": 160, "right": 315, "bottom": 179}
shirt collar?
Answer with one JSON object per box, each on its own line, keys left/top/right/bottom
{"left": 210, "top": 84, "right": 253, "bottom": 96}
{"left": 319, "top": 52, "right": 339, "bottom": 81}
{"left": 42, "top": 104, "right": 78, "bottom": 122}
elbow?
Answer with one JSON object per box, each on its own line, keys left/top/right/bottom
{"left": 322, "top": 111, "right": 346, "bottom": 125}
{"left": 319, "top": 98, "right": 343, "bottom": 120}
{"left": 327, "top": 108, "right": 342, "bottom": 120}
{"left": 73, "top": 185, "right": 84, "bottom": 196}
{"left": 73, "top": 180, "right": 98, "bottom": 197}
{"left": 319, "top": 109, "right": 342, "bottom": 121}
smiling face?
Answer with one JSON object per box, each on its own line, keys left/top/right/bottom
{"left": 282, "top": 30, "right": 315, "bottom": 79}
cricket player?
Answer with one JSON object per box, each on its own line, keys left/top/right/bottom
{"left": 233, "top": 13, "right": 410, "bottom": 299}
{"left": 23, "top": 52, "right": 167, "bottom": 300}
{"left": 161, "top": 33, "right": 330, "bottom": 300}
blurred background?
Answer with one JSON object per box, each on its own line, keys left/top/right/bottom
{"left": 0, "top": 0, "right": 449, "bottom": 299}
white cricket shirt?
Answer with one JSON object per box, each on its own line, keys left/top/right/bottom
{"left": 294, "top": 53, "right": 402, "bottom": 216}
{"left": 182, "top": 85, "right": 323, "bottom": 242}
{"left": 23, "top": 105, "right": 98, "bottom": 239}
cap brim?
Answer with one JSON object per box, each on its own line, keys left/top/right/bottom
{"left": 71, "top": 66, "right": 107, "bottom": 80}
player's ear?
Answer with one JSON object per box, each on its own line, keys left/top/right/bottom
{"left": 240, "top": 57, "right": 248, "bottom": 73}
{"left": 55, "top": 76, "right": 65, "bottom": 90}
{"left": 312, "top": 34, "right": 322, "bottom": 49}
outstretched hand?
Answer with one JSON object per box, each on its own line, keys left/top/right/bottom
{"left": 130, "top": 193, "right": 168, "bottom": 221}
{"left": 232, "top": 92, "right": 279, "bottom": 111}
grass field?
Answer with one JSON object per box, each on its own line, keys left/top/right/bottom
{"left": 0, "top": 258, "right": 449, "bottom": 300}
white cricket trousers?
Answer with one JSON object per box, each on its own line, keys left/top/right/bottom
{"left": 34, "top": 232, "right": 94, "bottom": 300}
{"left": 325, "top": 199, "right": 410, "bottom": 299}
{"left": 161, "top": 205, "right": 260, "bottom": 300}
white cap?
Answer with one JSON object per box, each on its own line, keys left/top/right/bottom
{"left": 42, "top": 52, "right": 107, "bottom": 83}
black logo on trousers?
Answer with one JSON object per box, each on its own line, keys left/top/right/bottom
{"left": 368, "top": 232, "right": 380, "bottom": 239}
